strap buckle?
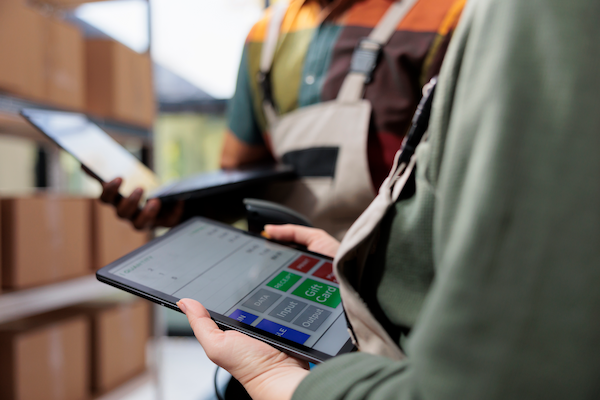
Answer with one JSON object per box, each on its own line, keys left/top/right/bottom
{"left": 349, "top": 38, "right": 382, "bottom": 84}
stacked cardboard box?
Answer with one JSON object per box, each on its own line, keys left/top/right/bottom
{"left": 44, "top": 16, "right": 86, "bottom": 110}
{"left": 0, "top": 201, "right": 2, "bottom": 290}
{"left": 86, "top": 39, "right": 155, "bottom": 128}
{"left": 75, "top": 299, "right": 151, "bottom": 394}
{"left": 0, "top": 195, "right": 91, "bottom": 289}
{"left": 92, "top": 200, "right": 149, "bottom": 270}
{"left": 0, "top": 1, "right": 85, "bottom": 110}
{"left": 0, "top": 1, "right": 152, "bottom": 122}
{"left": 34, "top": 0, "right": 106, "bottom": 6}
{"left": 0, "top": 1, "right": 45, "bottom": 101}
{"left": 0, "top": 311, "right": 90, "bottom": 400}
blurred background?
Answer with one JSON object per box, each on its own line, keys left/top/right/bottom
{"left": 0, "top": 0, "right": 275, "bottom": 399}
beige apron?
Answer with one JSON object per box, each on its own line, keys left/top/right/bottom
{"left": 333, "top": 75, "right": 437, "bottom": 359}
{"left": 260, "top": 0, "right": 418, "bottom": 240}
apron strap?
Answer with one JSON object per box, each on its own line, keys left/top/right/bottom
{"left": 259, "top": 1, "right": 289, "bottom": 128}
{"left": 337, "top": 0, "right": 419, "bottom": 103}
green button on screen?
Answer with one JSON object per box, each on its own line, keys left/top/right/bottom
{"left": 292, "top": 279, "right": 341, "bottom": 308}
{"left": 267, "top": 271, "right": 301, "bottom": 292}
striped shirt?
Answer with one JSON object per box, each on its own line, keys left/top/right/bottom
{"left": 228, "top": 0, "right": 465, "bottom": 188}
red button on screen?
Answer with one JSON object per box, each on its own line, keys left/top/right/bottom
{"left": 288, "top": 255, "right": 319, "bottom": 273}
{"left": 312, "top": 262, "right": 338, "bottom": 284}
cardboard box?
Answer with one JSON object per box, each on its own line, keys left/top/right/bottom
{"left": 129, "top": 50, "right": 155, "bottom": 128}
{"left": 0, "top": 201, "right": 2, "bottom": 291}
{"left": 0, "top": 1, "right": 45, "bottom": 101}
{"left": 1, "top": 195, "right": 92, "bottom": 289}
{"left": 86, "top": 39, "right": 155, "bottom": 128}
{"left": 0, "top": 312, "right": 90, "bottom": 400}
{"left": 33, "top": 0, "right": 105, "bottom": 6}
{"left": 44, "top": 17, "right": 85, "bottom": 110}
{"left": 92, "top": 200, "right": 149, "bottom": 270}
{"left": 75, "top": 299, "right": 150, "bottom": 394}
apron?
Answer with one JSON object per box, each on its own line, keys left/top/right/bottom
{"left": 259, "top": 0, "right": 419, "bottom": 240}
{"left": 333, "top": 77, "right": 437, "bottom": 359}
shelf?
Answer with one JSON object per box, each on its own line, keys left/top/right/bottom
{"left": 0, "top": 94, "right": 152, "bottom": 143}
{"left": 95, "top": 371, "right": 154, "bottom": 400}
{"left": 0, "top": 274, "right": 120, "bottom": 324}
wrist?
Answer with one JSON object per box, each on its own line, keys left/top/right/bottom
{"left": 242, "top": 365, "right": 310, "bottom": 400}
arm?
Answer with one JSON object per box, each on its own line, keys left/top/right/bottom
{"left": 294, "top": 0, "right": 600, "bottom": 399}
{"left": 220, "top": 129, "right": 272, "bottom": 169}
{"left": 223, "top": 42, "right": 272, "bottom": 168}
{"left": 184, "top": 1, "right": 600, "bottom": 399}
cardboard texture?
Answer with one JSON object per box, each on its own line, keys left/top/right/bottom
{"left": 1, "top": 196, "right": 92, "bottom": 289}
{"left": 44, "top": 16, "right": 85, "bottom": 110}
{"left": 92, "top": 200, "right": 149, "bottom": 270}
{"left": 34, "top": 0, "right": 105, "bottom": 6}
{"left": 0, "top": 201, "right": 2, "bottom": 291}
{"left": 0, "top": 1, "right": 45, "bottom": 101}
{"left": 0, "top": 312, "right": 90, "bottom": 400}
{"left": 86, "top": 39, "right": 155, "bottom": 128}
{"left": 75, "top": 299, "right": 150, "bottom": 394}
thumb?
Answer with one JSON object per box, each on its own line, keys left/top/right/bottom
{"left": 177, "top": 298, "right": 224, "bottom": 346}
{"left": 264, "top": 224, "right": 317, "bottom": 246}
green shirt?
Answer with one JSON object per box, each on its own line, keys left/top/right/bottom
{"left": 293, "top": 0, "right": 600, "bottom": 398}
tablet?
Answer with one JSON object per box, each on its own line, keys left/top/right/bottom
{"left": 21, "top": 108, "right": 160, "bottom": 198}
{"left": 96, "top": 217, "right": 355, "bottom": 363}
{"left": 20, "top": 108, "right": 296, "bottom": 205}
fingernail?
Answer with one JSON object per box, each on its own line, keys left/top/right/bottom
{"left": 134, "top": 188, "right": 143, "bottom": 196}
{"left": 177, "top": 301, "right": 187, "bottom": 314}
{"left": 261, "top": 231, "right": 272, "bottom": 239}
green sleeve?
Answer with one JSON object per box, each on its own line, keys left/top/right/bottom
{"left": 294, "top": 0, "right": 600, "bottom": 398}
{"left": 227, "top": 45, "right": 265, "bottom": 145}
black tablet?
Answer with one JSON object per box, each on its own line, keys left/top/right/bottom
{"left": 20, "top": 108, "right": 296, "bottom": 204}
{"left": 96, "top": 217, "right": 355, "bottom": 363}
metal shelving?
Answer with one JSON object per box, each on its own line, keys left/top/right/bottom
{"left": 0, "top": 275, "right": 119, "bottom": 324}
{"left": 0, "top": 1, "right": 164, "bottom": 398}
{"left": 0, "top": 93, "right": 153, "bottom": 143}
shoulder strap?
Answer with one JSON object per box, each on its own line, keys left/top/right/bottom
{"left": 337, "top": 0, "right": 419, "bottom": 103}
{"left": 260, "top": 1, "right": 289, "bottom": 74}
{"left": 259, "top": 1, "right": 289, "bottom": 127}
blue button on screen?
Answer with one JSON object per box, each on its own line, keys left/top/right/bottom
{"left": 229, "top": 309, "right": 258, "bottom": 325}
{"left": 256, "top": 319, "right": 310, "bottom": 344}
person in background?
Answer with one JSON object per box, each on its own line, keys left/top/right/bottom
{"left": 176, "top": 0, "right": 600, "bottom": 398}
{"left": 99, "top": 0, "right": 465, "bottom": 239}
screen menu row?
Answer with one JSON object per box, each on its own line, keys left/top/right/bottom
{"left": 225, "top": 253, "right": 344, "bottom": 349}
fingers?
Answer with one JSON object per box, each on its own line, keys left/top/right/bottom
{"left": 132, "top": 198, "right": 161, "bottom": 230}
{"left": 177, "top": 298, "right": 226, "bottom": 359}
{"left": 116, "top": 188, "right": 143, "bottom": 219}
{"left": 265, "top": 224, "right": 340, "bottom": 258}
{"left": 156, "top": 200, "right": 184, "bottom": 228}
{"left": 177, "top": 298, "right": 310, "bottom": 400}
{"left": 264, "top": 224, "right": 323, "bottom": 247}
{"left": 100, "top": 178, "right": 122, "bottom": 205}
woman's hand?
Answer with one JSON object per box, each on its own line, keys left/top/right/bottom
{"left": 97, "top": 177, "right": 183, "bottom": 230}
{"left": 264, "top": 224, "right": 341, "bottom": 258}
{"left": 178, "top": 298, "right": 310, "bottom": 400}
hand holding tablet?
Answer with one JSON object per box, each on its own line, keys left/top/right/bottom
{"left": 96, "top": 217, "right": 354, "bottom": 363}
{"left": 178, "top": 297, "right": 310, "bottom": 400}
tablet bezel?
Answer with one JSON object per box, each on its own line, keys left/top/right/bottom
{"left": 96, "top": 216, "right": 356, "bottom": 363}
{"left": 20, "top": 108, "right": 157, "bottom": 189}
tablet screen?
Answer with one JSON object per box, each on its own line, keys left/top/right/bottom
{"left": 22, "top": 109, "right": 160, "bottom": 197}
{"left": 105, "top": 219, "right": 350, "bottom": 358}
